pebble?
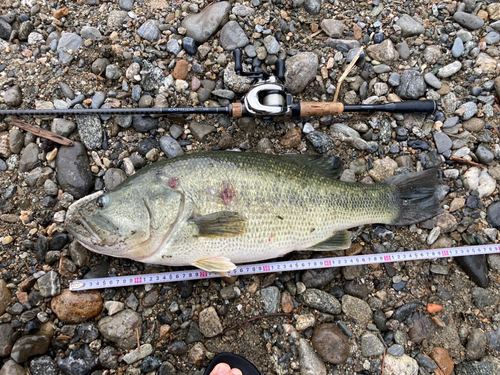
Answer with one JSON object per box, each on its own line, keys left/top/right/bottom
{"left": 298, "top": 338, "right": 327, "bottom": 375}
{"left": 10, "top": 335, "right": 50, "bottom": 363}
{"left": 51, "top": 289, "right": 102, "bottom": 323}
{"left": 98, "top": 309, "right": 142, "bottom": 350}
{"left": 301, "top": 288, "right": 341, "bottom": 315}
{"left": 182, "top": 37, "right": 196, "bottom": 55}
{"left": 361, "top": 332, "right": 385, "bottom": 357}
{"left": 29, "top": 356, "right": 57, "bottom": 375}
{"left": 466, "top": 329, "right": 487, "bottom": 360}
{"left": 434, "top": 132, "right": 452, "bottom": 153}
{"left": 132, "top": 115, "right": 158, "bottom": 133}
{"left": 260, "top": 286, "right": 281, "bottom": 313}
{"left": 220, "top": 21, "right": 249, "bottom": 51}
{"left": 475, "top": 144, "right": 494, "bottom": 164}
{"left": 424, "top": 72, "right": 441, "bottom": 89}
{"left": 119, "top": 0, "right": 134, "bottom": 11}
{"left": 137, "top": 21, "right": 160, "bottom": 43}
{"left": 306, "top": 132, "right": 335, "bottom": 153}
{"left": 18, "top": 143, "right": 38, "bottom": 173}
{"left": 459, "top": 102, "right": 478, "bottom": 121}
{"left": 452, "top": 37, "right": 465, "bottom": 57}
{"left": 387, "top": 344, "right": 404, "bottom": 357}
{"left": 284, "top": 52, "right": 318, "bottom": 94}
{"left": 438, "top": 61, "right": 462, "bottom": 78}
{"left": 181, "top": 1, "right": 231, "bottom": 43}
{"left": 37, "top": 271, "right": 60, "bottom": 297}
{"left": 320, "top": 19, "right": 344, "bottom": 38}
{"left": 56, "top": 142, "right": 94, "bottom": 199}
{"left": 453, "top": 11, "right": 485, "bottom": 30}
{"left": 455, "top": 255, "right": 489, "bottom": 288}
{"left": 198, "top": 307, "right": 222, "bottom": 337}
{"left": 3, "top": 85, "right": 23, "bottom": 107}
{"left": 368, "top": 157, "right": 397, "bottom": 182}
{"left": 56, "top": 33, "right": 83, "bottom": 64}
{"left": 384, "top": 354, "right": 419, "bottom": 375}
{"left": 396, "top": 14, "right": 425, "bottom": 37}
{"left": 366, "top": 39, "right": 398, "bottom": 64}
{"left": 304, "top": 0, "right": 322, "bottom": 15}
{"left": 51, "top": 118, "right": 76, "bottom": 138}
{"left": 341, "top": 295, "right": 372, "bottom": 325}
{"left": 190, "top": 122, "right": 215, "bottom": 141}
{"left": 455, "top": 361, "right": 496, "bottom": 374}
{"left": 57, "top": 345, "right": 97, "bottom": 375}
{"left": 431, "top": 347, "right": 454, "bottom": 375}
{"left": 392, "top": 300, "right": 419, "bottom": 322}
{"left": 395, "top": 70, "right": 425, "bottom": 99}
{"left": 311, "top": 323, "right": 349, "bottom": 364}
{"left": 123, "top": 343, "right": 153, "bottom": 364}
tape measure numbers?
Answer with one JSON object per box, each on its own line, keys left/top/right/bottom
{"left": 69, "top": 244, "right": 500, "bottom": 291}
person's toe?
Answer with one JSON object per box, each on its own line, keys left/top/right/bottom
{"left": 210, "top": 363, "right": 231, "bottom": 375}
{"left": 230, "top": 369, "right": 243, "bottom": 375}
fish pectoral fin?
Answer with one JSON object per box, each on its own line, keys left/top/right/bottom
{"left": 190, "top": 211, "right": 247, "bottom": 238}
{"left": 192, "top": 256, "right": 237, "bottom": 275}
{"left": 309, "top": 230, "right": 351, "bottom": 251}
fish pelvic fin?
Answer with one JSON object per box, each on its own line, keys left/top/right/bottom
{"left": 384, "top": 168, "right": 443, "bottom": 225}
{"left": 192, "top": 256, "right": 237, "bottom": 275}
{"left": 308, "top": 230, "right": 351, "bottom": 251}
{"left": 190, "top": 211, "right": 248, "bottom": 238}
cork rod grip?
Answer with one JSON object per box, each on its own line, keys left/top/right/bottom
{"left": 299, "top": 102, "right": 344, "bottom": 117}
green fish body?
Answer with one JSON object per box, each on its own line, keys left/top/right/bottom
{"left": 65, "top": 152, "right": 441, "bottom": 273}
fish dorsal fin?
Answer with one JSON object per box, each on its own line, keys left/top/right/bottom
{"left": 309, "top": 230, "right": 351, "bottom": 251}
{"left": 283, "top": 154, "right": 343, "bottom": 179}
{"left": 190, "top": 211, "right": 248, "bottom": 238}
{"left": 192, "top": 256, "right": 236, "bottom": 274}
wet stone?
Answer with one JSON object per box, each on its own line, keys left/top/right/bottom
{"left": 392, "top": 300, "right": 420, "bottom": 322}
{"left": 311, "top": 323, "right": 349, "bottom": 364}
{"left": 57, "top": 344, "right": 97, "bottom": 375}
{"left": 37, "top": 271, "right": 60, "bottom": 297}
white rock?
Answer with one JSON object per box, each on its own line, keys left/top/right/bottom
{"left": 295, "top": 314, "right": 316, "bottom": 331}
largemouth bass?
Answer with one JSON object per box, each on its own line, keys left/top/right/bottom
{"left": 65, "top": 152, "right": 441, "bottom": 273}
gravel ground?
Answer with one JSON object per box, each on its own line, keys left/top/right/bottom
{"left": 1, "top": 0, "right": 500, "bottom": 374}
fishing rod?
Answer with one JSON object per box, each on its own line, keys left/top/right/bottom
{"left": 0, "top": 49, "right": 438, "bottom": 121}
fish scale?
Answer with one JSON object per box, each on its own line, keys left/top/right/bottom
{"left": 65, "top": 152, "right": 441, "bottom": 273}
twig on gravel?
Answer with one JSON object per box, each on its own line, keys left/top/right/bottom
{"left": 449, "top": 156, "right": 485, "bottom": 169}
{"left": 10, "top": 118, "right": 73, "bottom": 146}
{"left": 136, "top": 328, "right": 141, "bottom": 353}
{"left": 333, "top": 46, "right": 364, "bottom": 103}
{"left": 218, "top": 313, "right": 293, "bottom": 337}
{"left": 381, "top": 348, "right": 386, "bottom": 375}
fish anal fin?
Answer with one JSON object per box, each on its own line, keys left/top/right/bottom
{"left": 309, "top": 230, "right": 351, "bottom": 251}
{"left": 190, "top": 211, "right": 247, "bottom": 238}
{"left": 192, "top": 256, "right": 236, "bottom": 276}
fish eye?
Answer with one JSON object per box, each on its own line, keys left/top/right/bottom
{"left": 96, "top": 195, "right": 109, "bottom": 208}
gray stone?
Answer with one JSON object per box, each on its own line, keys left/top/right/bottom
{"left": 18, "top": 21, "right": 34, "bottom": 41}
{"left": 189, "top": 122, "right": 215, "bottom": 141}
{"left": 387, "top": 344, "right": 405, "bottom": 357}
{"left": 361, "top": 332, "right": 385, "bottom": 357}
{"left": 105, "top": 65, "right": 121, "bottom": 80}
{"left": 476, "top": 144, "right": 494, "bottom": 164}
{"left": 452, "top": 37, "right": 465, "bottom": 57}
{"left": 56, "top": 142, "right": 94, "bottom": 199}
{"left": 3, "top": 86, "right": 23, "bottom": 107}
{"left": 485, "top": 31, "right": 500, "bottom": 45}
{"left": 366, "top": 39, "right": 398, "bottom": 64}
{"left": 181, "top": 1, "right": 231, "bottom": 43}
{"left": 107, "top": 10, "right": 128, "bottom": 29}
{"left": 159, "top": 135, "right": 184, "bottom": 158}
{"left": 10, "top": 335, "right": 50, "bottom": 363}
{"left": 137, "top": 21, "right": 160, "bottom": 43}
{"left": 320, "top": 19, "right": 344, "bottom": 38}
{"left": 396, "top": 41, "right": 410, "bottom": 60}
{"left": 132, "top": 115, "right": 158, "bottom": 133}
{"left": 453, "top": 11, "right": 484, "bottom": 30}
{"left": 306, "top": 131, "right": 335, "bottom": 154}
{"left": 466, "top": 329, "right": 487, "bottom": 361}
{"left": 395, "top": 70, "right": 425, "bottom": 100}
{"left": 212, "top": 89, "right": 235, "bottom": 100}
{"left": 119, "top": 0, "right": 134, "bottom": 11}
{"left": 166, "top": 39, "right": 180, "bottom": 55}
{"left": 455, "top": 361, "right": 496, "bottom": 375}
{"left": 284, "top": 52, "right": 318, "bottom": 94}
{"left": 220, "top": 21, "right": 249, "bottom": 51}
{"left": 0, "top": 19, "right": 12, "bottom": 41}
{"left": 438, "top": 61, "right": 462, "bottom": 78}
{"left": 298, "top": 338, "right": 327, "bottom": 375}
{"left": 169, "top": 124, "right": 183, "bottom": 139}
{"left": 301, "top": 288, "right": 341, "bottom": 315}
{"left": 104, "top": 168, "right": 127, "bottom": 191}
{"left": 57, "top": 345, "right": 97, "bottom": 375}
{"left": 304, "top": 0, "right": 322, "bottom": 15}
{"left": 19, "top": 143, "right": 39, "bottom": 173}
{"left": 91, "top": 91, "right": 106, "bottom": 109}
{"left": 9, "top": 129, "right": 24, "bottom": 154}
{"left": 98, "top": 309, "right": 142, "bottom": 350}
{"left": 416, "top": 353, "right": 438, "bottom": 371}
{"left": 115, "top": 115, "right": 132, "bottom": 129}
{"left": 341, "top": 295, "right": 373, "bottom": 325}
{"left": 472, "top": 287, "right": 494, "bottom": 308}
{"left": 29, "top": 356, "right": 57, "bottom": 375}
{"left": 37, "top": 271, "right": 60, "bottom": 297}
{"left": 223, "top": 62, "right": 253, "bottom": 93}
{"left": 459, "top": 102, "right": 478, "bottom": 121}
{"left": 80, "top": 26, "right": 102, "bottom": 41}
{"left": 388, "top": 72, "right": 401, "bottom": 86}
{"left": 424, "top": 72, "right": 441, "bottom": 89}
{"left": 263, "top": 35, "right": 280, "bottom": 54}
{"left": 396, "top": 14, "right": 425, "bottom": 37}
{"left": 0, "top": 323, "right": 13, "bottom": 356}
{"left": 260, "top": 286, "right": 281, "bottom": 313}
{"left": 373, "top": 64, "right": 391, "bottom": 74}
{"left": 52, "top": 118, "right": 76, "bottom": 138}
{"left": 433, "top": 131, "right": 452, "bottom": 154}
{"left": 57, "top": 33, "right": 83, "bottom": 64}
{"left": 75, "top": 108, "right": 102, "bottom": 150}
{"left": 3, "top": 359, "right": 28, "bottom": 375}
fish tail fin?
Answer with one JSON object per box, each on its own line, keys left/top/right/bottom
{"left": 385, "top": 168, "right": 443, "bottom": 225}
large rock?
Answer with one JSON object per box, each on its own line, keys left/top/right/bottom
{"left": 220, "top": 21, "right": 249, "bottom": 51}
{"left": 0, "top": 360, "right": 26, "bottom": 375}
{"left": 56, "top": 142, "right": 94, "bottom": 199}
{"left": 311, "top": 324, "right": 349, "bottom": 364}
{"left": 284, "top": 52, "right": 318, "bottom": 94}
{"left": 181, "top": 2, "right": 231, "bottom": 43}
{"left": 10, "top": 335, "right": 50, "bottom": 363}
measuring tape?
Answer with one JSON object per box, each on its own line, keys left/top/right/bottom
{"left": 69, "top": 244, "right": 499, "bottom": 291}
